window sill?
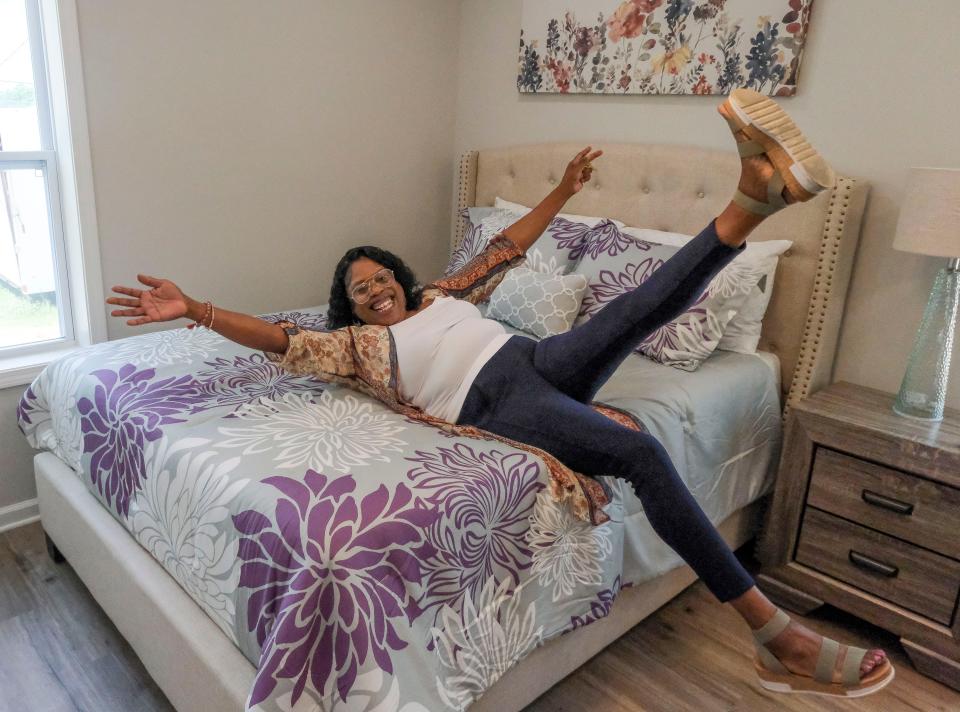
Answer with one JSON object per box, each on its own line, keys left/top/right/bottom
{"left": 0, "top": 342, "right": 83, "bottom": 390}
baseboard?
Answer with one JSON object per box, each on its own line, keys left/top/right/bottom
{"left": 0, "top": 498, "right": 40, "bottom": 533}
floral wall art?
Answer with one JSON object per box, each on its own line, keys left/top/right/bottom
{"left": 518, "top": 0, "right": 814, "bottom": 95}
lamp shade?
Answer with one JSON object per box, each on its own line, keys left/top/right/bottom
{"left": 892, "top": 167, "right": 960, "bottom": 258}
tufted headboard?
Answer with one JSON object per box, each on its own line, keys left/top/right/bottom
{"left": 452, "top": 143, "right": 869, "bottom": 419}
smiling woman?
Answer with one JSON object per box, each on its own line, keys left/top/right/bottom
{"left": 105, "top": 121, "right": 892, "bottom": 699}
{"left": 325, "top": 245, "right": 426, "bottom": 328}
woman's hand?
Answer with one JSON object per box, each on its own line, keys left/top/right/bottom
{"left": 560, "top": 146, "right": 604, "bottom": 196}
{"left": 106, "top": 274, "right": 189, "bottom": 326}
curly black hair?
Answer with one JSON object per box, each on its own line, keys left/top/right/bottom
{"left": 326, "top": 246, "right": 424, "bottom": 329}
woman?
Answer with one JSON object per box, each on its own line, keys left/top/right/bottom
{"left": 108, "top": 89, "right": 893, "bottom": 698}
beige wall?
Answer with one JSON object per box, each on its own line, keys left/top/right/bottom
{"left": 454, "top": 0, "right": 960, "bottom": 407}
{"left": 0, "top": 1, "right": 461, "bottom": 512}
{"left": 4, "top": 0, "right": 960, "bottom": 517}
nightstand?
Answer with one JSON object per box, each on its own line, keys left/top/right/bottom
{"left": 757, "top": 381, "right": 960, "bottom": 691}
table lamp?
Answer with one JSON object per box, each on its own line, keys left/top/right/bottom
{"left": 891, "top": 167, "right": 960, "bottom": 420}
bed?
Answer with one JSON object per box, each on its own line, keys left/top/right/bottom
{"left": 19, "top": 142, "right": 868, "bottom": 712}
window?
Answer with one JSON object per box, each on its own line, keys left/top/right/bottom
{"left": 0, "top": 0, "right": 105, "bottom": 388}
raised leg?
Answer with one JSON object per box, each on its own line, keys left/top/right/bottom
{"left": 532, "top": 219, "right": 746, "bottom": 403}
{"left": 459, "top": 362, "right": 755, "bottom": 603}
{"left": 530, "top": 98, "right": 813, "bottom": 404}
{"left": 44, "top": 531, "right": 65, "bottom": 564}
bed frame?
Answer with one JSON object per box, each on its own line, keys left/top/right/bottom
{"left": 37, "top": 142, "right": 869, "bottom": 711}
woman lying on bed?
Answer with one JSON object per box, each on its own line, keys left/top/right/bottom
{"left": 108, "top": 89, "right": 893, "bottom": 699}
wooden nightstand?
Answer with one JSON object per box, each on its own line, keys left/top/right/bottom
{"left": 757, "top": 381, "right": 960, "bottom": 691}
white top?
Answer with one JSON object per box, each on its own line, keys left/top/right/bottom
{"left": 389, "top": 296, "right": 512, "bottom": 423}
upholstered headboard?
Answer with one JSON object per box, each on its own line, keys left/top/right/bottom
{"left": 452, "top": 143, "right": 869, "bottom": 419}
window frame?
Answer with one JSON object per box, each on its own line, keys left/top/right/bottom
{"left": 0, "top": 0, "right": 106, "bottom": 389}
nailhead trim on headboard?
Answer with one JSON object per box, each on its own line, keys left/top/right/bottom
{"left": 782, "top": 176, "right": 856, "bottom": 422}
{"left": 454, "top": 151, "right": 479, "bottom": 250}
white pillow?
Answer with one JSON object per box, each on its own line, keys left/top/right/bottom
{"left": 494, "top": 196, "right": 625, "bottom": 228}
{"left": 487, "top": 267, "right": 588, "bottom": 339}
{"left": 621, "top": 227, "right": 792, "bottom": 354}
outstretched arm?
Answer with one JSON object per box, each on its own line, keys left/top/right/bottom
{"left": 106, "top": 274, "right": 289, "bottom": 354}
{"left": 501, "top": 146, "right": 602, "bottom": 253}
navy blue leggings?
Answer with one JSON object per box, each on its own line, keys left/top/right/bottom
{"left": 456, "top": 220, "right": 755, "bottom": 603}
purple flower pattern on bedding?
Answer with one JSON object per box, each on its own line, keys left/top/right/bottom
{"left": 16, "top": 385, "right": 37, "bottom": 429}
{"left": 447, "top": 212, "right": 595, "bottom": 277}
{"left": 576, "top": 219, "right": 640, "bottom": 260}
{"left": 12, "top": 299, "right": 776, "bottom": 711}
{"left": 406, "top": 444, "right": 540, "bottom": 619}
{"left": 546, "top": 216, "right": 596, "bottom": 262}
{"left": 260, "top": 310, "right": 330, "bottom": 331}
{"left": 578, "top": 260, "right": 665, "bottom": 316}
{"left": 192, "top": 353, "right": 325, "bottom": 416}
{"left": 78, "top": 363, "right": 205, "bottom": 516}
{"left": 234, "top": 470, "right": 438, "bottom": 706}
{"left": 445, "top": 210, "right": 486, "bottom": 276}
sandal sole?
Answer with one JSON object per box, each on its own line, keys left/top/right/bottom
{"left": 723, "top": 88, "right": 836, "bottom": 202}
{"left": 756, "top": 658, "right": 895, "bottom": 698}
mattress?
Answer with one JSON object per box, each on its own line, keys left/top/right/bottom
{"left": 17, "top": 306, "right": 781, "bottom": 711}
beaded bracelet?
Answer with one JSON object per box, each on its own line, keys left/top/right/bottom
{"left": 187, "top": 301, "right": 213, "bottom": 330}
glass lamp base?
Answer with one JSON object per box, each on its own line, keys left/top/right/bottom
{"left": 891, "top": 400, "right": 945, "bottom": 421}
{"left": 892, "top": 262, "right": 960, "bottom": 422}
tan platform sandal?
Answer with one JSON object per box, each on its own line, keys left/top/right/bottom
{"left": 720, "top": 87, "right": 837, "bottom": 216}
{"left": 752, "top": 609, "right": 895, "bottom": 698}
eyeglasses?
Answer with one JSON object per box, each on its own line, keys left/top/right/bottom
{"left": 350, "top": 268, "right": 394, "bottom": 304}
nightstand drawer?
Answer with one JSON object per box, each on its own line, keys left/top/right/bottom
{"left": 796, "top": 507, "right": 960, "bottom": 626}
{"left": 807, "top": 448, "right": 960, "bottom": 560}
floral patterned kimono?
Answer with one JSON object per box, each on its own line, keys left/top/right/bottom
{"left": 266, "top": 234, "right": 647, "bottom": 525}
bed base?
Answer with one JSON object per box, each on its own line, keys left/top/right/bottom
{"left": 37, "top": 451, "right": 766, "bottom": 712}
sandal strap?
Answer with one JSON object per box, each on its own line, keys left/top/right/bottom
{"left": 752, "top": 608, "right": 791, "bottom": 645}
{"left": 814, "top": 637, "right": 841, "bottom": 684}
{"left": 733, "top": 189, "right": 780, "bottom": 216}
{"left": 732, "top": 172, "right": 787, "bottom": 217}
{"left": 736, "top": 139, "right": 767, "bottom": 158}
{"left": 842, "top": 645, "right": 869, "bottom": 687}
{"left": 766, "top": 172, "right": 787, "bottom": 210}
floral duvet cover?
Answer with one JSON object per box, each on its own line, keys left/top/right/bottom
{"left": 17, "top": 306, "right": 779, "bottom": 711}
{"left": 18, "top": 308, "right": 632, "bottom": 712}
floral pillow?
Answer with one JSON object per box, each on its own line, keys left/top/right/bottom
{"left": 622, "top": 226, "right": 792, "bottom": 354}
{"left": 446, "top": 207, "right": 596, "bottom": 278}
{"left": 486, "top": 266, "right": 588, "bottom": 339}
{"left": 573, "top": 221, "right": 770, "bottom": 371}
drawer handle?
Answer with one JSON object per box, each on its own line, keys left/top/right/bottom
{"left": 848, "top": 550, "right": 899, "bottom": 578}
{"left": 861, "top": 489, "right": 914, "bottom": 516}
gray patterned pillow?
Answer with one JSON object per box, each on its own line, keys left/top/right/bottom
{"left": 486, "top": 266, "right": 588, "bottom": 339}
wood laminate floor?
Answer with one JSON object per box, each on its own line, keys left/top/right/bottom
{"left": 1, "top": 521, "right": 957, "bottom": 712}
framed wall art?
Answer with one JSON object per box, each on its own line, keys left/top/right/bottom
{"left": 518, "top": 0, "right": 814, "bottom": 95}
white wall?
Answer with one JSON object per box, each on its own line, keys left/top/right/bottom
{"left": 454, "top": 0, "right": 960, "bottom": 407}
{"left": 0, "top": 0, "right": 461, "bottom": 514}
